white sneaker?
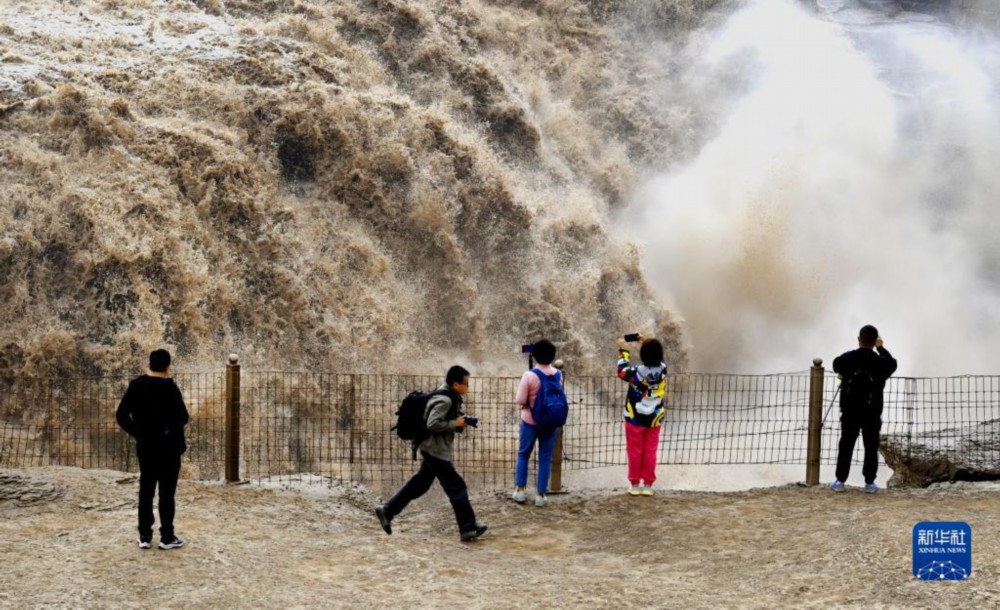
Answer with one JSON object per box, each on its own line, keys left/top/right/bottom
{"left": 628, "top": 484, "right": 643, "bottom": 496}
{"left": 640, "top": 486, "right": 654, "bottom": 496}
{"left": 512, "top": 489, "right": 527, "bottom": 504}
{"left": 534, "top": 494, "right": 548, "bottom": 508}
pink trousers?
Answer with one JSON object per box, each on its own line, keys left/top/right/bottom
{"left": 625, "top": 421, "right": 662, "bottom": 486}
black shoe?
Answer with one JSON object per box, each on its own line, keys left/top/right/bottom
{"left": 375, "top": 506, "right": 392, "bottom": 535}
{"left": 137, "top": 536, "right": 152, "bottom": 550}
{"left": 158, "top": 536, "right": 185, "bottom": 550}
{"left": 460, "top": 524, "right": 488, "bottom": 542}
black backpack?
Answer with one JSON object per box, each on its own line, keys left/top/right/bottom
{"left": 841, "top": 369, "right": 876, "bottom": 413}
{"left": 391, "top": 390, "right": 448, "bottom": 459}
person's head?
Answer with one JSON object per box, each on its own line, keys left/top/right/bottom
{"left": 446, "top": 365, "right": 471, "bottom": 395}
{"left": 858, "top": 325, "right": 879, "bottom": 348}
{"left": 149, "top": 349, "right": 172, "bottom": 373}
{"left": 639, "top": 338, "right": 664, "bottom": 367}
{"left": 532, "top": 339, "right": 556, "bottom": 366}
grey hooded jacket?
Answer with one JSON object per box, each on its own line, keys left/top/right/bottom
{"left": 418, "top": 384, "right": 463, "bottom": 462}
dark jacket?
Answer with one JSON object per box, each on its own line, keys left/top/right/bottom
{"left": 832, "top": 346, "right": 897, "bottom": 418}
{"left": 418, "top": 384, "right": 464, "bottom": 462}
{"left": 116, "top": 375, "right": 190, "bottom": 455}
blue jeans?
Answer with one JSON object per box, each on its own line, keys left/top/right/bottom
{"left": 515, "top": 420, "right": 558, "bottom": 493}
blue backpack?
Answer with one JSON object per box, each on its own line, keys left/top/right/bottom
{"left": 530, "top": 368, "right": 569, "bottom": 430}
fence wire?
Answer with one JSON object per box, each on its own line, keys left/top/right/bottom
{"left": 2, "top": 371, "right": 998, "bottom": 492}
{"left": 0, "top": 373, "right": 225, "bottom": 478}
{"left": 819, "top": 375, "right": 1000, "bottom": 470}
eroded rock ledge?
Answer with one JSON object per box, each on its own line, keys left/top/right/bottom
{"left": 881, "top": 419, "right": 1000, "bottom": 487}
{"left": 0, "top": 470, "right": 67, "bottom": 507}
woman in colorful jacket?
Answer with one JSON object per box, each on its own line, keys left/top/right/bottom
{"left": 617, "top": 336, "right": 667, "bottom": 496}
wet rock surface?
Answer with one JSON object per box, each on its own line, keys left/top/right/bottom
{"left": 881, "top": 419, "right": 1000, "bottom": 487}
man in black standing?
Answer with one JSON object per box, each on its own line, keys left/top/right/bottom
{"left": 375, "top": 365, "right": 488, "bottom": 541}
{"left": 116, "top": 349, "right": 190, "bottom": 549}
{"left": 830, "top": 325, "right": 897, "bottom": 494}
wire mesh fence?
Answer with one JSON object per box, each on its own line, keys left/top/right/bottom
{"left": 818, "top": 374, "right": 1000, "bottom": 468}
{"left": 571, "top": 372, "right": 817, "bottom": 468}
{"left": 2, "top": 370, "right": 998, "bottom": 493}
{"left": 0, "top": 373, "right": 226, "bottom": 479}
{"left": 237, "top": 373, "right": 524, "bottom": 492}
{"left": 234, "top": 371, "right": 823, "bottom": 491}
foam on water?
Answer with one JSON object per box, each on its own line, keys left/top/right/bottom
{"left": 628, "top": 0, "right": 1000, "bottom": 376}
{"left": 2, "top": 0, "right": 998, "bottom": 380}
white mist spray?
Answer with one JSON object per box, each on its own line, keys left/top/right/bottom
{"left": 629, "top": 0, "right": 1000, "bottom": 375}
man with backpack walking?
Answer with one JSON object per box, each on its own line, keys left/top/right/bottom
{"left": 375, "top": 365, "right": 488, "bottom": 542}
{"left": 830, "top": 325, "right": 898, "bottom": 494}
{"left": 512, "top": 339, "right": 569, "bottom": 507}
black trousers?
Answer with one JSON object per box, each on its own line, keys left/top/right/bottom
{"left": 136, "top": 445, "right": 182, "bottom": 540}
{"left": 383, "top": 452, "right": 477, "bottom": 532}
{"left": 835, "top": 415, "right": 882, "bottom": 485}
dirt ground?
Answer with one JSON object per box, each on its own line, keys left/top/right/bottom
{"left": 1, "top": 467, "right": 998, "bottom": 609}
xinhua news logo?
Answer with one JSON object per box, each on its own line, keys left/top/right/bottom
{"left": 912, "top": 521, "right": 972, "bottom": 581}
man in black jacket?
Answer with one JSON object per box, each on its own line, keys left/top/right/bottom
{"left": 116, "top": 349, "right": 190, "bottom": 549}
{"left": 830, "top": 325, "right": 897, "bottom": 494}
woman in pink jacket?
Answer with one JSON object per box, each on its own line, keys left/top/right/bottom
{"left": 512, "top": 339, "right": 561, "bottom": 507}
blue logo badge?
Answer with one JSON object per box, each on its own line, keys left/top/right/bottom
{"left": 913, "top": 521, "right": 972, "bottom": 580}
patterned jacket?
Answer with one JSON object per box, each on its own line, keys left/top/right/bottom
{"left": 617, "top": 347, "right": 667, "bottom": 428}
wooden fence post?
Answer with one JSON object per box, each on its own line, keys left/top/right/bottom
{"left": 806, "top": 358, "right": 824, "bottom": 486}
{"left": 550, "top": 429, "right": 564, "bottom": 492}
{"left": 348, "top": 375, "right": 357, "bottom": 480}
{"left": 225, "top": 354, "right": 241, "bottom": 483}
{"left": 550, "top": 359, "right": 566, "bottom": 493}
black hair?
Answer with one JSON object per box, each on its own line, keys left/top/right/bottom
{"left": 639, "top": 339, "right": 664, "bottom": 367}
{"left": 149, "top": 349, "right": 172, "bottom": 373}
{"left": 445, "top": 365, "right": 471, "bottom": 387}
{"left": 859, "top": 325, "right": 878, "bottom": 348}
{"left": 532, "top": 339, "right": 556, "bottom": 365}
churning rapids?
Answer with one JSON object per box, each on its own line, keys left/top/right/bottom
{"left": 2, "top": 0, "right": 998, "bottom": 377}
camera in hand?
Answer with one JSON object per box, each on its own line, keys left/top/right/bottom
{"left": 521, "top": 343, "right": 534, "bottom": 354}
{"left": 463, "top": 415, "right": 479, "bottom": 428}
{"left": 624, "top": 333, "right": 641, "bottom": 342}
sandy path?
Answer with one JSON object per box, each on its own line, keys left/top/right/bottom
{"left": 1, "top": 467, "right": 998, "bottom": 609}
